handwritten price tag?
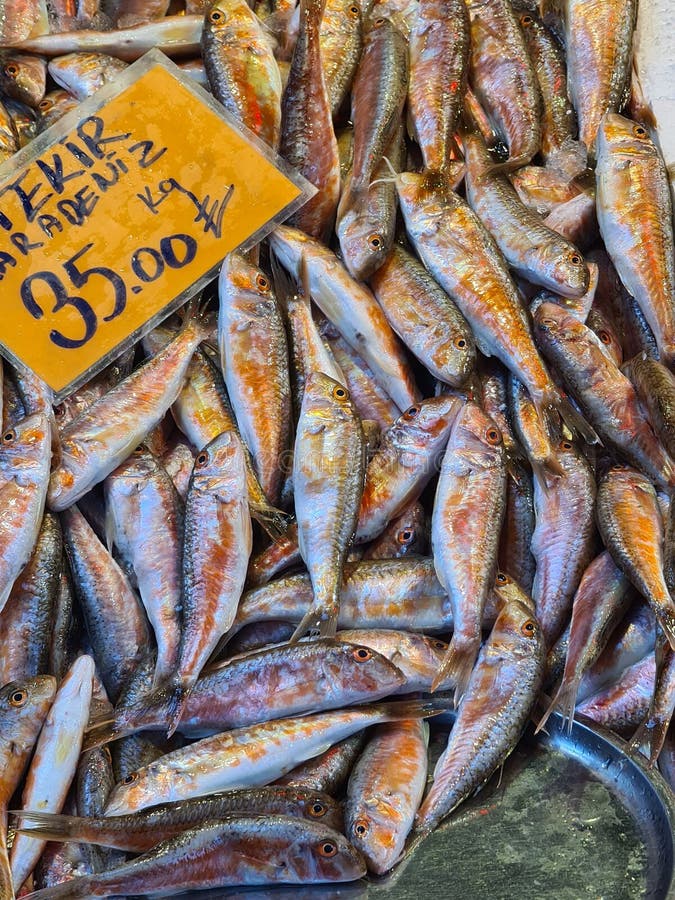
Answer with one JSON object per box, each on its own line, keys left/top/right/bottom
{"left": 0, "top": 49, "right": 312, "bottom": 399}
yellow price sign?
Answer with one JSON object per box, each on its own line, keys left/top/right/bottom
{"left": 0, "top": 49, "right": 312, "bottom": 400}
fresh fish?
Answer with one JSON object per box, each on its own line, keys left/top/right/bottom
{"left": 0, "top": 512, "right": 62, "bottom": 685}
{"left": 336, "top": 629, "right": 449, "bottom": 691}
{"left": 16, "top": 787, "right": 344, "bottom": 853}
{"left": 104, "top": 449, "right": 183, "bottom": 688}
{"left": 293, "top": 372, "right": 364, "bottom": 638}
{"left": 162, "top": 430, "right": 251, "bottom": 732}
{"left": 408, "top": 0, "right": 469, "bottom": 176}
{"left": 270, "top": 225, "right": 419, "bottom": 412}
{"left": 498, "top": 462, "right": 536, "bottom": 593}
{"left": 50, "top": 567, "right": 75, "bottom": 682}
{"left": 218, "top": 255, "right": 291, "bottom": 507}
{"left": 338, "top": 14, "right": 408, "bottom": 218}
{"left": 20, "top": 816, "right": 366, "bottom": 897}
{"left": 467, "top": 0, "right": 541, "bottom": 170}
{"left": 48, "top": 310, "right": 208, "bottom": 511}
{"left": 514, "top": 6, "right": 578, "bottom": 171}
{"left": 61, "top": 506, "right": 150, "bottom": 703}
{"left": 275, "top": 734, "right": 366, "bottom": 795}
{"left": 596, "top": 113, "right": 675, "bottom": 365}
{"left": 628, "top": 640, "right": 675, "bottom": 766}
{"left": 576, "top": 651, "right": 655, "bottom": 734}
{"left": 10, "top": 16, "right": 202, "bottom": 61}
{"left": 37, "top": 89, "right": 78, "bottom": 131}
{"left": 507, "top": 373, "right": 560, "bottom": 480}
{"left": 622, "top": 354, "right": 675, "bottom": 460}
{"left": 596, "top": 466, "right": 675, "bottom": 650}
{"left": 395, "top": 172, "right": 592, "bottom": 444}
{"left": 48, "top": 52, "right": 127, "bottom": 100}
{"left": 478, "top": 362, "right": 521, "bottom": 461}
{"left": 11, "top": 655, "right": 94, "bottom": 894}
{"left": 530, "top": 438, "right": 597, "bottom": 648}
{"left": 280, "top": 0, "right": 340, "bottom": 239}
{"left": 370, "top": 244, "right": 476, "bottom": 388}
{"left": 586, "top": 305, "right": 623, "bottom": 367}
{"left": 319, "top": 0, "right": 362, "bottom": 117}
{"left": 562, "top": 0, "right": 636, "bottom": 156}
{"left": 463, "top": 130, "right": 589, "bottom": 299}
{"left": 346, "top": 719, "right": 428, "bottom": 874}
{"left": 202, "top": 0, "right": 282, "bottom": 148}
{"left": 537, "top": 551, "right": 631, "bottom": 731}
{"left": 0, "top": 413, "right": 51, "bottom": 614}
{"left": 162, "top": 438, "right": 196, "bottom": 501}
{"left": 336, "top": 122, "right": 404, "bottom": 282}
{"left": 412, "top": 594, "right": 545, "bottom": 841}
{"left": 104, "top": 699, "right": 447, "bottom": 814}
{"left": 0, "top": 676, "right": 57, "bottom": 900}
{"left": 86, "top": 639, "right": 405, "bottom": 744}
{"left": 431, "top": 402, "right": 507, "bottom": 697}
{"left": 104, "top": 0, "right": 169, "bottom": 27}
{"left": 76, "top": 747, "right": 123, "bottom": 874}
{"left": 532, "top": 301, "right": 675, "bottom": 489}
{"left": 0, "top": 0, "right": 48, "bottom": 43}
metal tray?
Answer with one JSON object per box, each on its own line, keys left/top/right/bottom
{"left": 173, "top": 712, "right": 675, "bottom": 900}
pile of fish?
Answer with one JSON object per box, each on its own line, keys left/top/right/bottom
{"left": 0, "top": 0, "right": 673, "bottom": 895}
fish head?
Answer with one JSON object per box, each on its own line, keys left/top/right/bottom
{"left": 527, "top": 243, "right": 589, "bottom": 299}
{"left": 0, "top": 674, "right": 56, "bottom": 734}
{"left": 345, "top": 787, "right": 407, "bottom": 875}
{"left": 493, "top": 571, "right": 535, "bottom": 612}
{"left": 587, "top": 307, "right": 623, "bottom": 366}
{"left": 0, "top": 411, "right": 51, "bottom": 475}
{"left": 490, "top": 595, "right": 545, "bottom": 661}
{"left": 190, "top": 430, "right": 247, "bottom": 499}
{"left": 219, "top": 253, "right": 276, "bottom": 315}
{"left": 337, "top": 206, "right": 391, "bottom": 282}
{"left": 394, "top": 171, "right": 454, "bottom": 233}
{"left": 301, "top": 371, "right": 357, "bottom": 425}
{"left": 38, "top": 89, "right": 78, "bottom": 130}
{"left": 204, "top": 0, "right": 253, "bottom": 41}
{"left": 0, "top": 53, "right": 46, "bottom": 107}
{"left": 388, "top": 395, "right": 464, "bottom": 462}
{"left": 445, "top": 402, "right": 504, "bottom": 470}
{"left": 289, "top": 790, "right": 345, "bottom": 833}
{"left": 106, "top": 446, "right": 162, "bottom": 488}
{"left": 532, "top": 300, "right": 591, "bottom": 353}
{"left": 323, "top": 641, "right": 406, "bottom": 697}
{"left": 299, "top": 826, "right": 367, "bottom": 882}
{"left": 597, "top": 113, "right": 659, "bottom": 162}
{"left": 372, "top": 502, "right": 429, "bottom": 558}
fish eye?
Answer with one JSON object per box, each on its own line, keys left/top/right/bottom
{"left": 367, "top": 233, "right": 383, "bottom": 250}
{"left": 351, "top": 646, "right": 372, "bottom": 662}
{"left": 318, "top": 840, "right": 338, "bottom": 857}
{"left": 196, "top": 451, "right": 209, "bottom": 466}
{"left": 348, "top": 3, "right": 359, "bottom": 13}
{"left": 521, "top": 619, "right": 537, "bottom": 637}
{"left": 633, "top": 124, "right": 648, "bottom": 139}
{"left": 2, "top": 429, "right": 16, "bottom": 443}
{"left": 454, "top": 336, "right": 467, "bottom": 349}
{"left": 432, "top": 639, "right": 448, "bottom": 650}
{"left": 404, "top": 406, "right": 419, "bottom": 419}
{"left": 520, "top": 13, "right": 533, "bottom": 25}
{"left": 568, "top": 252, "right": 582, "bottom": 265}
{"left": 539, "top": 317, "right": 556, "bottom": 328}
{"left": 559, "top": 440, "right": 573, "bottom": 450}
{"left": 208, "top": 8, "right": 224, "bottom": 21}
{"left": 9, "top": 689, "right": 27, "bottom": 707}
{"left": 485, "top": 426, "right": 501, "bottom": 445}
{"left": 309, "top": 800, "right": 327, "bottom": 817}
{"left": 4, "top": 62, "right": 19, "bottom": 77}
{"left": 496, "top": 572, "right": 509, "bottom": 585}
{"left": 397, "top": 528, "right": 414, "bottom": 544}
{"left": 332, "top": 385, "right": 349, "bottom": 401}
{"left": 255, "top": 273, "right": 270, "bottom": 292}
{"left": 38, "top": 98, "right": 53, "bottom": 111}
{"left": 611, "top": 463, "right": 625, "bottom": 471}
{"left": 598, "top": 329, "right": 612, "bottom": 345}
{"left": 353, "top": 819, "right": 369, "bottom": 836}
{"left": 123, "top": 772, "right": 138, "bottom": 785}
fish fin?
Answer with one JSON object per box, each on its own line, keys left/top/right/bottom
{"left": 483, "top": 154, "right": 533, "bottom": 176}
{"left": 318, "top": 611, "right": 338, "bottom": 638}
{"left": 657, "top": 610, "right": 675, "bottom": 653}
{"left": 249, "top": 502, "right": 290, "bottom": 539}
{"left": 534, "top": 391, "right": 599, "bottom": 446}
{"left": 21, "top": 878, "right": 94, "bottom": 899}
{"left": 165, "top": 682, "right": 189, "bottom": 740}
{"left": 289, "top": 606, "right": 330, "bottom": 643}
{"left": 374, "top": 697, "right": 453, "bottom": 720}
{"left": 535, "top": 677, "right": 580, "bottom": 736}
{"left": 430, "top": 637, "right": 479, "bottom": 701}
{"left": 625, "top": 716, "right": 652, "bottom": 764}
{"left": 12, "top": 812, "right": 85, "bottom": 845}
{"left": 0, "top": 812, "right": 13, "bottom": 900}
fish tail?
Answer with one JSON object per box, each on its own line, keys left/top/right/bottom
{"left": 483, "top": 154, "right": 532, "bottom": 176}
{"left": 12, "top": 812, "right": 86, "bottom": 845}
{"left": 318, "top": 609, "right": 338, "bottom": 638}
{"left": 249, "top": 501, "right": 291, "bottom": 539}
{"left": 625, "top": 716, "right": 652, "bottom": 764}
{"left": 531, "top": 460, "right": 555, "bottom": 495}
{"left": 547, "top": 392, "right": 599, "bottom": 446}
{"left": 82, "top": 713, "right": 120, "bottom": 751}
{"left": 535, "top": 677, "right": 581, "bottom": 736}
{"left": 376, "top": 697, "right": 453, "bottom": 720}
{"left": 657, "top": 610, "right": 675, "bottom": 653}
{"left": 430, "top": 637, "right": 479, "bottom": 701}
{"left": 165, "top": 682, "right": 190, "bottom": 739}
{"left": 0, "top": 810, "right": 14, "bottom": 900}
{"left": 22, "top": 876, "right": 96, "bottom": 899}
{"left": 289, "top": 606, "right": 326, "bottom": 643}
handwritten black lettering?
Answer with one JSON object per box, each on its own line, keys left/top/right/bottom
{"left": 135, "top": 178, "right": 234, "bottom": 239}
{"left": 37, "top": 214, "right": 63, "bottom": 238}
{"left": 61, "top": 139, "right": 95, "bottom": 169}
{"left": 37, "top": 154, "right": 85, "bottom": 195}
{"left": 76, "top": 116, "right": 131, "bottom": 161}
{"left": 0, "top": 250, "right": 16, "bottom": 279}
{"left": 56, "top": 186, "right": 100, "bottom": 226}
{"left": 92, "top": 162, "right": 122, "bottom": 193}
{"left": 127, "top": 140, "right": 167, "bottom": 169}
{"left": 0, "top": 212, "right": 12, "bottom": 231}
{"left": 11, "top": 232, "right": 45, "bottom": 256}
{"left": 3, "top": 171, "right": 53, "bottom": 223}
